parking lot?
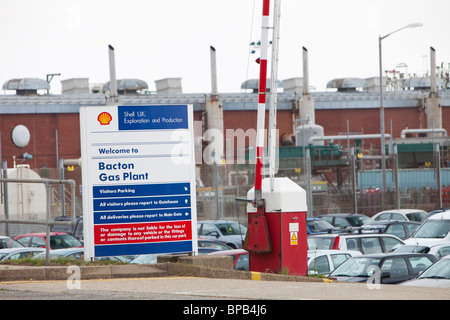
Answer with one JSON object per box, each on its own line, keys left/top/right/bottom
{"left": 1, "top": 276, "right": 449, "bottom": 300}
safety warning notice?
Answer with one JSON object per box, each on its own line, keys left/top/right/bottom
{"left": 80, "top": 105, "right": 197, "bottom": 259}
{"left": 290, "top": 222, "right": 299, "bottom": 245}
{"left": 290, "top": 232, "right": 298, "bottom": 245}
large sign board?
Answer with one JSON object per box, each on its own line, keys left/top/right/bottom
{"left": 80, "top": 105, "right": 197, "bottom": 259}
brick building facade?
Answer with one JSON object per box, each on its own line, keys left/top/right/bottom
{"left": 1, "top": 90, "right": 449, "bottom": 172}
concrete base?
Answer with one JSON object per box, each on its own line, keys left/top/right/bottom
{"left": 0, "top": 264, "right": 168, "bottom": 281}
{"left": 157, "top": 254, "right": 233, "bottom": 270}
{"left": 0, "top": 255, "right": 325, "bottom": 283}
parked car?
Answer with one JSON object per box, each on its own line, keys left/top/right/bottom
{"left": 50, "top": 216, "right": 84, "bottom": 241}
{"left": 372, "top": 209, "right": 427, "bottom": 222}
{"left": 197, "top": 220, "right": 247, "bottom": 249}
{"left": 0, "top": 235, "right": 25, "bottom": 249}
{"left": 0, "top": 248, "right": 45, "bottom": 261}
{"left": 131, "top": 239, "right": 232, "bottom": 264}
{"left": 35, "top": 248, "right": 129, "bottom": 262}
{"left": 306, "top": 218, "right": 339, "bottom": 235}
{"left": 307, "top": 233, "right": 404, "bottom": 254}
{"left": 208, "top": 249, "right": 249, "bottom": 271}
{"left": 36, "top": 248, "right": 84, "bottom": 260}
{"left": 307, "top": 249, "right": 362, "bottom": 276}
{"left": 394, "top": 243, "right": 450, "bottom": 259}
{"left": 130, "top": 254, "right": 162, "bottom": 264}
{"left": 329, "top": 253, "right": 438, "bottom": 284}
{"left": 422, "top": 208, "right": 450, "bottom": 222}
{"left": 427, "top": 243, "right": 450, "bottom": 259}
{"left": 14, "top": 232, "right": 83, "bottom": 250}
{"left": 198, "top": 239, "right": 233, "bottom": 251}
{"left": 359, "top": 221, "right": 420, "bottom": 240}
{"left": 401, "top": 256, "right": 450, "bottom": 288}
{"left": 317, "top": 213, "right": 373, "bottom": 228}
{"left": 404, "top": 211, "right": 450, "bottom": 246}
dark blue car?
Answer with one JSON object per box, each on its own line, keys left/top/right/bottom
{"left": 307, "top": 218, "right": 339, "bottom": 235}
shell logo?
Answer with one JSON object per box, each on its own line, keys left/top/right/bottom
{"left": 97, "top": 112, "right": 112, "bottom": 125}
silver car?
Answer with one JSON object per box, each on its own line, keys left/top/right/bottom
{"left": 197, "top": 220, "right": 247, "bottom": 249}
{"left": 0, "top": 248, "right": 45, "bottom": 261}
{"left": 401, "top": 256, "right": 450, "bottom": 288}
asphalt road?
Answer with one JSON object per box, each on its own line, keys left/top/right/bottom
{"left": 0, "top": 276, "right": 448, "bottom": 300}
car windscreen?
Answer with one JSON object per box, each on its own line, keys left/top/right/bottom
{"left": 418, "top": 258, "right": 450, "bottom": 280}
{"left": 50, "top": 235, "right": 82, "bottom": 249}
{"left": 413, "top": 220, "right": 450, "bottom": 239}
{"left": 307, "top": 219, "right": 334, "bottom": 232}
{"left": 331, "top": 257, "right": 381, "bottom": 277}
{"left": 347, "top": 215, "right": 372, "bottom": 227}
{"left": 394, "top": 245, "right": 430, "bottom": 253}
{"left": 215, "top": 223, "right": 247, "bottom": 236}
{"left": 0, "top": 238, "right": 24, "bottom": 249}
{"left": 406, "top": 211, "right": 427, "bottom": 222}
{"left": 307, "top": 237, "right": 335, "bottom": 250}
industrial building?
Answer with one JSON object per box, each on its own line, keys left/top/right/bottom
{"left": 1, "top": 46, "right": 450, "bottom": 218}
{"left": 1, "top": 76, "right": 449, "bottom": 166}
{"left": 1, "top": 75, "right": 449, "bottom": 162}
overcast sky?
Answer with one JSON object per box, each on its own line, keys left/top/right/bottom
{"left": 1, "top": 0, "right": 449, "bottom": 94}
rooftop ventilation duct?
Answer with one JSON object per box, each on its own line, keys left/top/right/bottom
{"left": 103, "top": 78, "right": 148, "bottom": 95}
{"left": 240, "top": 78, "right": 283, "bottom": 93}
{"left": 155, "top": 78, "right": 182, "bottom": 94}
{"left": 61, "top": 78, "right": 90, "bottom": 94}
{"left": 283, "top": 77, "right": 303, "bottom": 92}
{"left": 326, "top": 78, "right": 368, "bottom": 92}
{"left": 2, "top": 78, "right": 50, "bottom": 95}
{"left": 402, "top": 77, "right": 445, "bottom": 90}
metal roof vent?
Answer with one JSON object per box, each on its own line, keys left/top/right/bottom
{"left": 402, "top": 77, "right": 445, "bottom": 90}
{"left": 103, "top": 78, "right": 148, "bottom": 95}
{"left": 61, "top": 78, "right": 90, "bottom": 94}
{"left": 283, "top": 78, "right": 303, "bottom": 92}
{"left": 2, "top": 78, "right": 50, "bottom": 95}
{"left": 327, "top": 78, "right": 368, "bottom": 92}
{"left": 155, "top": 78, "right": 182, "bottom": 94}
{"left": 241, "top": 78, "right": 283, "bottom": 93}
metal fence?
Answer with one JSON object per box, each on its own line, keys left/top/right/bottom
{"left": 2, "top": 155, "right": 446, "bottom": 238}
{"left": 0, "top": 165, "right": 82, "bottom": 236}
{"left": 194, "top": 159, "right": 447, "bottom": 222}
{"left": 0, "top": 175, "right": 77, "bottom": 264}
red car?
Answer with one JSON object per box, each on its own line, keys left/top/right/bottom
{"left": 208, "top": 249, "right": 249, "bottom": 271}
{"left": 14, "top": 232, "right": 83, "bottom": 250}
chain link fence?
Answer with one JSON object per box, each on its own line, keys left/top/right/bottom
{"left": 2, "top": 148, "right": 446, "bottom": 237}
{"left": 0, "top": 165, "right": 81, "bottom": 237}
{"left": 195, "top": 149, "right": 448, "bottom": 224}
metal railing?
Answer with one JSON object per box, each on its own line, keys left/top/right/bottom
{"left": 0, "top": 178, "right": 76, "bottom": 264}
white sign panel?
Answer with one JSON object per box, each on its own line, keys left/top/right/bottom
{"left": 80, "top": 105, "right": 197, "bottom": 259}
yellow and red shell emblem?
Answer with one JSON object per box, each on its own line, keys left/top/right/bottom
{"left": 97, "top": 112, "right": 112, "bottom": 125}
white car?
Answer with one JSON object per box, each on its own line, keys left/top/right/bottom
{"left": 0, "top": 248, "right": 45, "bottom": 261}
{"left": 401, "top": 256, "right": 450, "bottom": 288}
{"left": 307, "top": 233, "right": 405, "bottom": 254}
{"left": 404, "top": 211, "right": 450, "bottom": 246}
{"left": 307, "top": 249, "right": 362, "bottom": 276}
{"left": 372, "top": 209, "right": 427, "bottom": 222}
{"left": 394, "top": 242, "right": 450, "bottom": 259}
{"left": 0, "top": 235, "right": 24, "bottom": 249}
{"left": 429, "top": 243, "right": 450, "bottom": 258}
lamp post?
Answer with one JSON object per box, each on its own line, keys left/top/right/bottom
{"left": 378, "top": 23, "right": 423, "bottom": 203}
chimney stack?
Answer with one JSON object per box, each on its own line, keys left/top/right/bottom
{"left": 299, "top": 47, "right": 315, "bottom": 124}
{"left": 426, "top": 46, "right": 442, "bottom": 132}
{"left": 107, "top": 45, "right": 119, "bottom": 104}
{"left": 205, "top": 46, "right": 224, "bottom": 164}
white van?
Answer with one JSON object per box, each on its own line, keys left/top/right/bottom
{"left": 404, "top": 211, "right": 450, "bottom": 246}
